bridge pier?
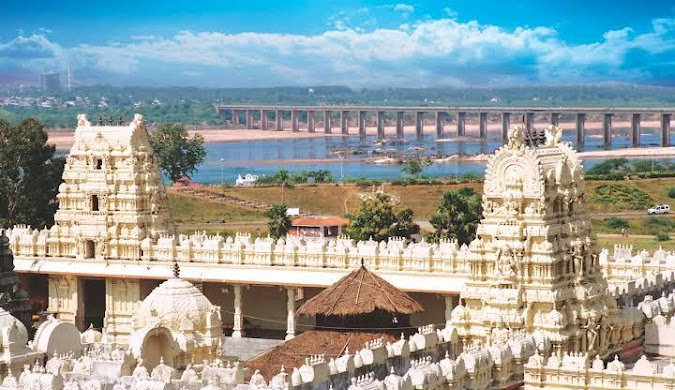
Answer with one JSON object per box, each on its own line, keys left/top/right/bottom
{"left": 435, "top": 112, "right": 444, "bottom": 138}
{"left": 261, "top": 110, "right": 268, "bottom": 130}
{"left": 525, "top": 112, "right": 534, "bottom": 134}
{"left": 396, "top": 111, "right": 404, "bottom": 138}
{"left": 501, "top": 113, "right": 510, "bottom": 143}
{"left": 324, "top": 111, "right": 331, "bottom": 134}
{"left": 275, "top": 110, "right": 283, "bottom": 131}
{"left": 246, "top": 110, "right": 253, "bottom": 129}
{"left": 341, "top": 111, "right": 349, "bottom": 135}
{"left": 415, "top": 112, "right": 424, "bottom": 139}
{"left": 603, "top": 113, "right": 612, "bottom": 147}
{"left": 308, "top": 110, "right": 315, "bottom": 133}
{"left": 359, "top": 111, "right": 367, "bottom": 137}
{"left": 457, "top": 112, "right": 466, "bottom": 137}
{"left": 291, "top": 110, "right": 299, "bottom": 132}
{"left": 631, "top": 113, "right": 641, "bottom": 147}
{"left": 479, "top": 112, "right": 488, "bottom": 139}
{"left": 377, "top": 111, "right": 385, "bottom": 140}
{"left": 575, "top": 113, "right": 585, "bottom": 146}
{"left": 550, "top": 112, "right": 560, "bottom": 126}
{"left": 662, "top": 113, "right": 671, "bottom": 147}
{"left": 232, "top": 109, "right": 240, "bottom": 126}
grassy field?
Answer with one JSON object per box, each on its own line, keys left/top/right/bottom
{"left": 168, "top": 178, "right": 675, "bottom": 248}
{"left": 596, "top": 236, "right": 669, "bottom": 252}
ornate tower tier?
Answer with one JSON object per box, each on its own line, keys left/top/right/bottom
{"left": 451, "top": 125, "right": 634, "bottom": 358}
{"left": 49, "top": 114, "right": 173, "bottom": 261}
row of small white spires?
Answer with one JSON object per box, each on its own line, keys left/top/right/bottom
{"left": 6, "top": 226, "right": 675, "bottom": 279}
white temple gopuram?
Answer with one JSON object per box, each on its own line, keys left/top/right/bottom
{"left": 0, "top": 114, "right": 673, "bottom": 390}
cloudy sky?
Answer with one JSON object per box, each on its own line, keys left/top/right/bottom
{"left": 1, "top": 0, "right": 674, "bottom": 88}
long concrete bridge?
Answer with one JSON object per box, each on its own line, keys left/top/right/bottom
{"left": 215, "top": 105, "right": 675, "bottom": 147}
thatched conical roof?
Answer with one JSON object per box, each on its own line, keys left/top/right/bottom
{"left": 296, "top": 265, "right": 423, "bottom": 317}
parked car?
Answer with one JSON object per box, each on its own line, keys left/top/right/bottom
{"left": 647, "top": 204, "right": 671, "bottom": 215}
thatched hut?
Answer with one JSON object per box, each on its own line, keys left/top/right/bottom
{"left": 296, "top": 264, "right": 423, "bottom": 330}
{"left": 246, "top": 265, "right": 424, "bottom": 379}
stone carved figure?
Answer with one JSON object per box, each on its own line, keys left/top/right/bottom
{"left": 132, "top": 359, "right": 150, "bottom": 379}
{"left": 545, "top": 125, "right": 562, "bottom": 147}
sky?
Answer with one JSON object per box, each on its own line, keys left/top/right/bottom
{"left": 1, "top": 0, "right": 675, "bottom": 88}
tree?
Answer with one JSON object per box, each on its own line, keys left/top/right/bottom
{"left": 0, "top": 118, "right": 65, "bottom": 227}
{"left": 276, "top": 169, "right": 291, "bottom": 203}
{"left": 401, "top": 156, "right": 431, "bottom": 178}
{"left": 149, "top": 123, "right": 206, "bottom": 183}
{"left": 427, "top": 188, "right": 482, "bottom": 245}
{"left": 345, "top": 193, "right": 419, "bottom": 241}
{"left": 266, "top": 203, "right": 292, "bottom": 239}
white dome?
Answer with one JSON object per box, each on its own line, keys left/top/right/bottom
{"left": 0, "top": 307, "right": 29, "bottom": 352}
{"left": 136, "top": 277, "right": 214, "bottom": 329}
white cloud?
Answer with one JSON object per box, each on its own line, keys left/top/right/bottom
{"left": 393, "top": 3, "right": 415, "bottom": 18}
{"left": 1, "top": 15, "right": 674, "bottom": 87}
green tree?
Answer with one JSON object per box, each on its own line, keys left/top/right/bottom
{"left": 345, "top": 193, "right": 419, "bottom": 241}
{"left": 266, "top": 203, "right": 292, "bottom": 239}
{"left": 401, "top": 156, "right": 431, "bottom": 178}
{"left": 427, "top": 188, "right": 483, "bottom": 245}
{"left": 604, "top": 217, "right": 629, "bottom": 231}
{"left": 276, "top": 169, "right": 292, "bottom": 203}
{"left": 0, "top": 118, "right": 65, "bottom": 227}
{"left": 149, "top": 123, "right": 206, "bottom": 183}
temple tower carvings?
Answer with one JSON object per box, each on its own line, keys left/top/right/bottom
{"left": 450, "top": 125, "right": 632, "bottom": 358}
{"left": 49, "top": 114, "right": 173, "bottom": 261}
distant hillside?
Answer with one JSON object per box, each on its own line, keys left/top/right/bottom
{"left": 2, "top": 84, "right": 675, "bottom": 128}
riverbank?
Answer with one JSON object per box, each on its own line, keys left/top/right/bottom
{"left": 47, "top": 119, "right": 665, "bottom": 151}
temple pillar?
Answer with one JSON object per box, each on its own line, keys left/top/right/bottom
{"left": 341, "top": 111, "right": 349, "bottom": 134}
{"left": 308, "top": 111, "right": 315, "bottom": 133}
{"left": 631, "top": 113, "right": 641, "bottom": 147}
{"left": 232, "top": 284, "right": 244, "bottom": 338}
{"left": 358, "top": 111, "right": 367, "bottom": 136}
{"left": 575, "top": 113, "right": 586, "bottom": 146}
{"left": 661, "top": 113, "right": 671, "bottom": 147}
{"left": 444, "top": 296, "right": 454, "bottom": 323}
{"left": 501, "top": 113, "right": 510, "bottom": 144}
{"left": 324, "top": 111, "right": 332, "bottom": 134}
{"left": 48, "top": 275, "right": 84, "bottom": 330}
{"left": 261, "top": 110, "right": 268, "bottom": 130}
{"left": 550, "top": 112, "right": 560, "bottom": 126}
{"left": 104, "top": 278, "right": 140, "bottom": 345}
{"left": 479, "top": 112, "right": 488, "bottom": 139}
{"left": 525, "top": 112, "right": 534, "bottom": 134}
{"left": 291, "top": 110, "right": 299, "bottom": 132}
{"left": 275, "top": 110, "right": 283, "bottom": 131}
{"left": 603, "top": 113, "right": 612, "bottom": 147}
{"left": 396, "top": 111, "right": 404, "bottom": 138}
{"left": 377, "top": 111, "right": 385, "bottom": 140}
{"left": 435, "top": 112, "right": 444, "bottom": 138}
{"left": 457, "top": 112, "right": 465, "bottom": 137}
{"left": 415, "top": 112, "right": 424, "bottom": 139}
{"left": 245, "top": 110, "right": 253, "bottom": 129}
{"left": 286, "top": 287, "right": 296, "bottom": 340}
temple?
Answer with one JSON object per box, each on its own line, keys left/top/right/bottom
{"left": 0, "top": 114, "right": 674, "bottom": 390}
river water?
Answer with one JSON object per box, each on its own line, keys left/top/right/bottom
{"left": 190, "top": 129, "right": 672, "bottom": 184}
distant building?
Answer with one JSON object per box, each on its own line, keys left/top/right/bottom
{"left": 40, "top": 73, "right": 60, "bottom": 92}
{"left": 289, "top": 216, "right": 349, "bottom": 239}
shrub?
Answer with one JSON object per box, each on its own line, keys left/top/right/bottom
{"left": 591, "top": 183, "right": 652, "bottom": 211}
{"left": 604, "top": 217, "right": 629, "bottom": 231}
{"left": 667, "top": 187, "right": 675, "bottom": 198}
{"left": 655, "top": 232, "right": 670, "bottom": 242}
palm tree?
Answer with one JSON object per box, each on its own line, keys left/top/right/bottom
{"left": 266, "top": 203, "right": 292, "bottom": 239}
{"left": 277, "top": 169, "right": 291, "bottom": 203}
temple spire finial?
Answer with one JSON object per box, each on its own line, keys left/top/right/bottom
{"left": 173, "top": 261, "right": 180, "bottom": 278}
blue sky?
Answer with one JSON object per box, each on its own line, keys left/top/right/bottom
{"left": 1, "top": 0, "right": 674, "bottom": 87}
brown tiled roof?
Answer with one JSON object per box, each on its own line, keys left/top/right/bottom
{"left": 245, "top": 330, "right": 397, "bottom": 380}
{"left": 291, "top": 216, "right": 350, "bottom": 227}
{"left": 295, "top": 266, "right": 423, "bottom": 317}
